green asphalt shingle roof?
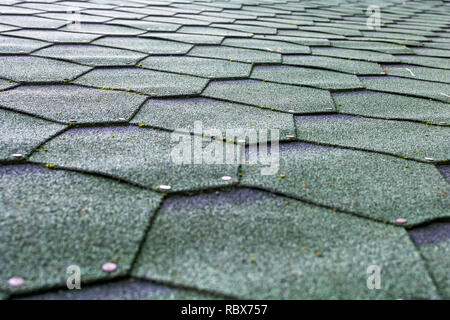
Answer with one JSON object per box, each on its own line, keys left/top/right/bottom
{"left": 1, "top": 0, "right": 449, "bottom": 300}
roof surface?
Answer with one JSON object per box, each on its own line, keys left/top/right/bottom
{"left": 0, "top": 0, "right": 449, "bottom": 300}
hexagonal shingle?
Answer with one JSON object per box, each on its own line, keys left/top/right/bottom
{"left": 37, "top": 13, "right": 112, "bottom": 24}
{"left": 0, "top": 79, "right": 16, "bottom": 90}
{"left": 361, "top": 31, "right": 427, "bottom": 42}
{"left": 132, "top": 188, "right": 438, "bottom": 299}
{"left": 93, "top": 37, "right": 192, "bottom": 55}
{"left": 3, "top": 30, "right": 101, "bottom": 44}
{"left": 241, "top": 143, "right": 449, "bottom": 225}
{"left": 178, "top": 26, "right": 253, "bottom": 37}
{"left": 203, "top": 80, "right": 334, "bottom": 113}
{"left": 30, "top": 126, "right": 240, "bottom": 192}
{"left": 82, "top": 9, "right": 146, "bottom": 20}
{"left": 140, "top": 33, "right": 224, "bottom": 44}
{"left": 74, "top": 68, "right": 209, "bottom": 96}
{"left": 0, "top": 15, "right": 67, "bottom": 29}
{"left": 253, "top": 34, "right": 330, "bottom": 46}
{"left": 105, "top": 20, "right": 180, "bottom": 32}
{"left": 295, "top": 114, "right": 450, "bottom": 161}
{"left": 311, "top": 47, "right": 398, "bottom": 63}
{"left": 60, "top": 23, "right": 144, "bottom": 35}
{"left": 0, "top": 85, "right": 147, "bottom": 123}
{"left": 223, "top": 38, "right": 310, "bottom": 54}
{"left": 0, "top": 35, "right": 48, "bottom": 54}
{"left": 140, "top": 56, "right": 251, "bottom": 79}
{"left": 330, "top": 40, "right": 412, "bottom": 54}
{"left": 0, "top": 108, "right": 65, "bottom": 161}
{"left": 396, "top": 55, "right": 450, "bottom": 69}
{"left": 278, "top": 29, "right": 345, "bottom": 39}
{"left": 33, "top": 45, "right": 147, "bottom": 66}
{"left": 0, "top": 56, "right": 91, "bottom": 83}
{"left": 0, "top": 23, "right": 18, "bottom": 33}
{"left": 251, "top": 65, "right": 363, "bottom": 90}
{"left": 210, "top": 23, "right": 277, "bottom": 35}
{"left": 0, "top": 5, "right": 40, "bottom": 14}
{"left": 142, "top": 17, "right": 208, "bottom": 26}
{"left": 384, "top": 65, "right": 450, "bottom": 84}
{"left": 283, "top": 55, "right": 384, "bottom": 75}
{"left": 360, "top": 76, "right": 450, "bottom": 103}
{"left": 333, "top": 91, "right": 450, "bottom": 124}
{"left": 189, "top": 45, "right": 281, "bottom": 63}
{"left": 0, "top": 164, "right": 162, "bottom": 294}
{"left": 22, "top": 279, "right": 220, "bottom": 300}
{"left": 131, "top": 97, "right": 295, "bottom": 141}
{"left": 410, "top": 223, "right": 450, "bottom": 299}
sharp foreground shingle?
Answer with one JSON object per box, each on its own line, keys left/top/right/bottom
{"left": 1, "top": 0, "right": 449, "bottom": 300}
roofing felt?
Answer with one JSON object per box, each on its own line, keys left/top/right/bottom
{"left": 0, "top": 0, "right": 449, "bottom": 300}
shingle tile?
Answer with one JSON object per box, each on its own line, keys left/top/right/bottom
{"left": 311, "top": 47, "right": 398, "bottom": 63}
{"left": 396, "top": 55, "right": 450, "bottom": 69}
{"left": 105, "top": 19, "right": 179, "bottom": 32}
{"left": 360, "top": 76, "right": 450, "bottom": 103}
{"left": 132, "top": 188, "right": 438, "bottom": 299}
{"left": 33, "top": 45, "right": 146, "bottom": 66}
{"left": 384, "top": 65, "right": 450, "bottom": 84}
{"left": 0, "top": 15, "right": 67, "bottom": 29}
{"left": 241, "top": 143, "right": 449, "bottom": 225}
{"left": 93, "top": 37, "right": 192, "bottom": 55}
{"left": 0, "top": 35, "right": 47, "bottom": 54}
{"left": 295, "top": 114, "right": 450, "bottom": 161}
{"left": 21, "top": 279, "right": 220, "bottom": 300}
{"left": 333, "top": 91, "right": 450, "bottom": 123}
{"left": 251, "top": 65, "right": 363, "bottom": 89}
{"left": 189, "top": 45, "right": 281, "bottom": 63}
{"left": 0, "top": 56, "right": 91, "bottom": 82}
{"left": 361, "top": 31, "right": 428, "bottom": 42}
{"left": 283, "top": 55, "right": 384, "bottom": 75}
{"left": 140, "top": 33, "right": 223, "bottom": 44}
{"left": 223, "top": 38, "right": 310, "bottom": 54}
{"left": 38, "top": 13, "right": 112, "bottom": 23}
{"left": 298, "top": 26, "right": 363, "bottom": 36}
{"left": 0, "top": 85, "right": 147, "bottom": 123}
{"left": 30, "top": 126, "right": 240, "bottom": 191}
{"left": 203, "top": 80, "right": 334, "bottom": 113}
{"left": 413, "top": 48, "right": 450, "bottom": 58}
{"left": 0, "top": 79, "right": 16, "bottom": 90}
{"left": 178, "top": 26, "right": 253, "bottom": 37}
{"left": 0, "top": 23, "right": 18, "bottom": 32}
{"left": 0, "top": 108, "right": 65, "bottom": 161}
{"left": 330, "top": 40, "right": 412, "bottom": 54}
{"left": 253, "top": 35, "right": 329, "bottom": 46}
{"left": 0, "top": 164, "right": 162, "bottom": 294}
{"left": 131, "top": 97, "right": 295, "bottom": 141}
{"left": 74, "top": 68, "right": 209, "bottom": 96}
{"left": 142, "top": 17, "right": 208, "bottom": 26}
{"left": 60, "top": 23, "right": 144, "bottom": 35}
{"left": 210, "top": 23, "right": 277, "bottom": 35}
{"left": 278, "top": 29, "right": 344, "bottom": 39}
{"left": 3, "top": 30, "right": 101, "bottom": 44}
{"left": 140, "top": 56, "right": 251, "bottom": 79}
{"left": 0, "top": 4, "right": 42, "bottom": 14}
{"left": 82, "top": 9, "right": 146, "bottom": 20}
{"left": 414, "top": 238, "right": 450, "bottom": 299}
